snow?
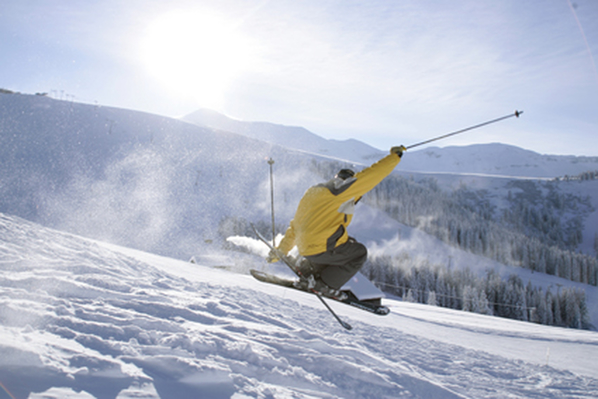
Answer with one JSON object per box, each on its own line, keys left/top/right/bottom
{"left": 181, "top": 108, "right": 384, "bottom": 165}
{"left": 2, "top": 93, "right": 597, "bottom": 262}
{"left": 182, "top": 109, "right": 598, "bottom": 179}
{"left": 2, "top": 93, "right": 598, "bottom": 398}
{"left": 226, "top": 234, "right": 385, "bottom": 301}
{"left": 351, "top": 204, "right": 598, "bottom": 331}
{"left": 2, "top": 213, "right": 598, "bottom": 399}
{"left": 402, "top": 144, "right": 598, "bottom": 178}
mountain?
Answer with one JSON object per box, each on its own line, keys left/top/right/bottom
{"left": 182, "top": 108, "right": 598, "bottom": 178}
{"left": 1, "top": 92, "right": 597, "bottom": 324}
{"left": 180, "top": 106, "right": 598, "bottom": 259}
{"left": 2, "top": 92, "right": 598, "bottom": 396}
{"left": 182, "top": 108, "right": 387, "bottom": 163}
{"left": 402, "top": 143, "right": 598, "bottom": 178}
{"left": 0, "top": 93, "right": 318, "bottom": 258}
{"left": 1, "top": 212, "right": 598, "bottom": 398}
{"left": 3, "top": 92, "right": 598, "bottom": 256}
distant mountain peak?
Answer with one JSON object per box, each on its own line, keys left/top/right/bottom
{"left": 181, "top": 108, "right": 384, "bottom": 164}
{"left": 182, "top": 108, "right": 598, "bottom": 179}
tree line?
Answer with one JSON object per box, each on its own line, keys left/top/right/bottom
{"left": 361, "top": 173, "right": 598, "bottom": 286}
{"left": 310, "top": 160, "right": 595, "bottom": 328}
{"left": 362, "top": 255, "right": 591, "bottom": 329}
{"left": 554, "top": 170, "right": 598, "bottom": 182}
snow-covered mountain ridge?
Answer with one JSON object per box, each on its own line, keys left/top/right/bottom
{"left": 182, "top": 106, "right": 598, "bottom": 266}
{"left": 182, "top": 107, "right": 385, "bottom": 165}
{"left": 403, "top": 144, "right": 598, "bottom": 179}
{"left": 182, "top": 107, "right": 598, "bottom": 178}
{"left": 2, "top": 212, "right": 598, "bottom": 398}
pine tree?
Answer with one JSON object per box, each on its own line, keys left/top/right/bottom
{"left": 533, "top": 288, "right": 548, "bottom": 325}
{"left": 405, "top": 289, "right": 415, "bottom": 303}
{"left": 427, "top": 291, "right": 438, "bottom": 306}
{"left": 518, "top": 286, "right": 528, "bottom": 321}
{"left": 553, "top": 292, "right": 563, "bottom": 327}
{"left": 462, "top": 286, "right": 477, "bottom": 313}
{"left": 577, "top": 290, "right": 591, "bottom": 329}
{"left": 478, "top": 289, "right": 493, "bottom": 315}
{"left": 545, "top": 289, "right": 554, "bottom": 326}
{"left": 563, "top": 288, "right": 582, "bottom": 329}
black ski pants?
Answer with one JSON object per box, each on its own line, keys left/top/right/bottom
{"left": 306, "top": 237, "right": 367, "bottom": 290}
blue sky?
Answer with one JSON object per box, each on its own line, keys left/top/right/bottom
{"left": 2, "top": 0, "right": 597, "bottom": 156}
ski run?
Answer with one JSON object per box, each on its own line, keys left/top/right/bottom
{"left": 1, "top": 213, "right": 598, "bottom": 398}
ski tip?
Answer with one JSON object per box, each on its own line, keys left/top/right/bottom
{"left": 341, "top": 321, "right": 353, "bottom": 330}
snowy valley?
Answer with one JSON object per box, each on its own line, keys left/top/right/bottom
{"left": 1, "top": 92, "right": 598, "bottom": 398}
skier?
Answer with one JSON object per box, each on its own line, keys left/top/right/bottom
{"left": 268, "top": 145, "right": 406, "bottom": 298}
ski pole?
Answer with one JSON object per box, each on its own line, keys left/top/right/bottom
{"left": 267, "top": 158, "right": 276, "bottom": 247}
{"left": 406, "top": 110, "right": 523, "bottom": 150}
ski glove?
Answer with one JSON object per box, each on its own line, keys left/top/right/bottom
{"left": 390, "top": 145, "right": 406, "bottom": 158}
{"left": 266, "top": 249, "right": 280, "bottom": 263}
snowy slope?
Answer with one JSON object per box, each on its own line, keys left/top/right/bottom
{"left": 1, "top": 213, "right": 598, "bottom": 399}
{"left": 0, "top": 93, "right": 329, "bottom": 258}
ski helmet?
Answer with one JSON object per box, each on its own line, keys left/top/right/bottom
{"left": 336, "top": 169, "right": 355, "bottom": 180}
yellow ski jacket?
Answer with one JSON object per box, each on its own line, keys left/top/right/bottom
{"left": 277, "top": 152, "right": 401, "bottom": 257}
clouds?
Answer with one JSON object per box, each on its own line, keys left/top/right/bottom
{"left": 1, "top": 0, "right": 597, "bottom": 155}
{"left": 226, "top": 2, "right": 531, "bottom": 142}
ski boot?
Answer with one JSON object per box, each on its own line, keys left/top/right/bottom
{"left": 290, "top": 257, "right": 347, "bottom": 300}
{"left": 306, "top": 275, "right": 348, "bottom": 301}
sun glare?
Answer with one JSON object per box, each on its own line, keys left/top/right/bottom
{"left": 140, "top": 10, "right": 252, "bottom": 110}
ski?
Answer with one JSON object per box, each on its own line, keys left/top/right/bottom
{"left": 250, "top": 269, "right": 390, "bottom": 316}
{"left": 250, "top": 224, "right": 389, "bottom": 328}
{"left": 251, "top": 224, "right": 353, "bottom": 330}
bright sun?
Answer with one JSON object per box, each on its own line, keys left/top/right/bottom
{"left": 141, "top": 9, "right": 252, "bottom": 110}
